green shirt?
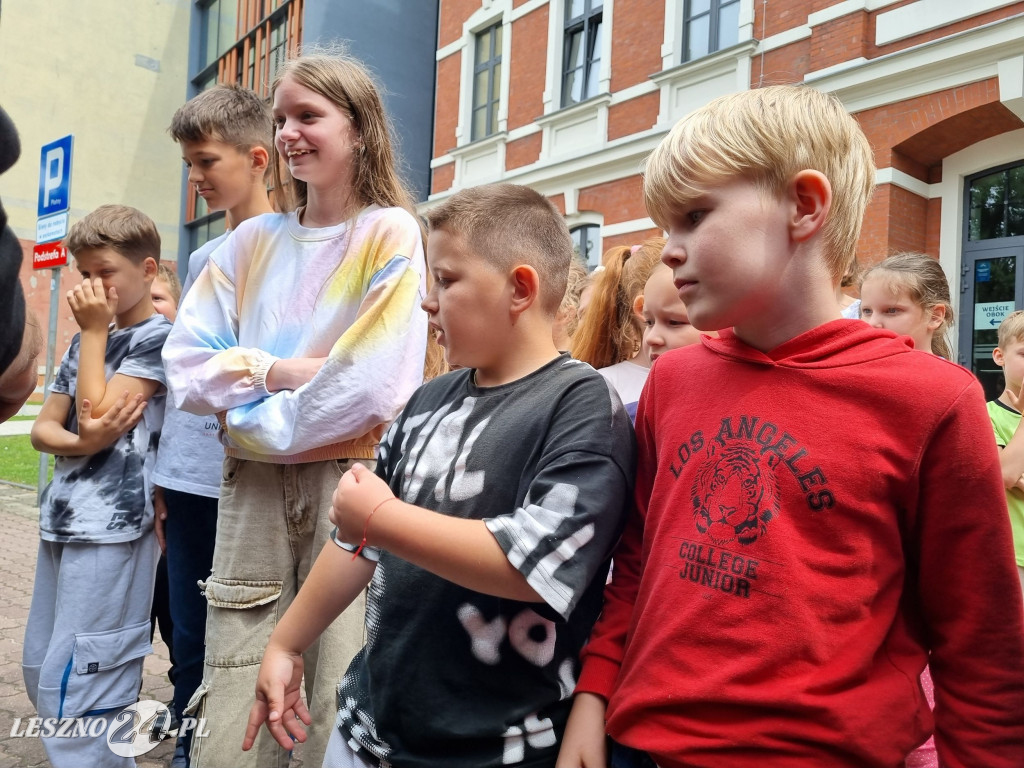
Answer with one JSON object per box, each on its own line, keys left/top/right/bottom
{"left": 987, "top": 399, "right": 1024, "bottom": 566}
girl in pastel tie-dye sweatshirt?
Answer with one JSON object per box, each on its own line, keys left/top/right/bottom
{"left": 160, "top": 53, "right": 427, "bottom": 768}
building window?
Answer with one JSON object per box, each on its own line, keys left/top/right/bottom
{"left": 200, "top": 0, "right": 238, "bottom": 70}
{"left": 562, "top": 1, "right": 603, "bottom": 107}
{"left": 571, "top": 225, "right": 601, "bottom": 271}
{"left": 472, "top": 22, "right": 502, "bottom": 141}
{"left": 268, "top": 17, "right": 287, "bottom": 83}
{"left": 683, "top": 0, "right": 740, "bottom": 62}
{"left": 186, "top": 0, "right": 300, "bottom": 238}
{"left": 969, "top": 162, "right": 1024, "bottom": 241}
{"left": 187, "top": 212, "right": 228, "bottom": 253}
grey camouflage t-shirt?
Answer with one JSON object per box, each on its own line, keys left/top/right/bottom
{"left": 40, "top": 313, "right": 171, "bottom": 543}
{"left": 334, "top": 354, "right": 636, "bottom": 768}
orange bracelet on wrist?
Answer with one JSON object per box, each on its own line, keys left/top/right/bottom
{"left": 351, "top": 497, "right": 395, "bottom": 560}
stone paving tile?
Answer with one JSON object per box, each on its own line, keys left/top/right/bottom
{"left": 0, "top": 483, "right": 177, "bottom": 767}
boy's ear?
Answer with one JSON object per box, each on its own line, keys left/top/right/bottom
{"left": 789, "top": 169, "right": 832, "bottom": 244}
{"left": 993, "top": 346, "right": 1005, "bottom": 367}
{"left": 509, "top": 264, "right": 541, "bottom": 318}
{"left": 142, "top": 257, "right": 158, "bottom": 282}
{"left": 249, "top": 146, "right": 270, "bottom": 175}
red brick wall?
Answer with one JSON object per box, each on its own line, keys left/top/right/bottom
{"left": 602, "top": 227, "right": 662, "bottom": 254}
{"left": 890, "top": 149, "right": 929, "bottom": 185}
{"left": 895, "top": 100, "right": 1022, "bottom": 171}
{"left": 857, "top": 183, "right": 935, "bottom": 267}
{"left": 578, "top": 175, "right": 646, "bottom": 225}
{"left": 548, "top": 194, "right": 566, "bottom": 215}
{"left": 754, "top": 0, "right": 813, "bottom": 39}
{"left": 505, "top": 133, "right": 542, "bottom": 170}
{"left": 434, "top": 53, "right": 462, "bottom": 158}
{"left": 431, "top": 163, "right": 455, "bottom": 195}
{"left": 925, "top": 198, "right": 942, "bottom": 258}
{"left": 608, "top": 92, "right": 659, "bottom": 141}
{"left": 439, "top": 0, "right": 480, "bottom": 48}
{"left": 808, "top": 12, "right": 870, "bottom": 72}
{"left": 508, "top": 5, "right": 548, "bottom": 130}
{"left": 855, "top": 79, "right": 1011, "bottom": 171}
{"left": 858, "top": 186, "right": 890, "bottom": 267}
{"left": 886, "top": 185, "right": 929, "bottom": 255}
{"left": 609, "top": 0, "right": 665, "bottom": 92}
{"left": 752, "top": 39, "right": 811, "bottom": 87}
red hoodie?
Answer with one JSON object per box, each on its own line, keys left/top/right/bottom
{"left": 578, "top": 320, "right": 1024, "bottom": 768}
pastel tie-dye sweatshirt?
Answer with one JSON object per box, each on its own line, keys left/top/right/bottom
{"left": 162, "top": 205, "right": 428, "bottom": 463}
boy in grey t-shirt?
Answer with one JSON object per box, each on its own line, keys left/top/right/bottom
{"left": 26, "top": 205, "right": 171, "bottom": 768}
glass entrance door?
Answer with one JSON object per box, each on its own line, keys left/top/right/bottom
{"left": 960, "top": 160, "right": 1024, "bottom": 400}
{"left": 959, "top": 247, "right": 1024, "bottom": 400}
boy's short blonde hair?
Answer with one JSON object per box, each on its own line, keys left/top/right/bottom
{"left": 169, "top": 84, "right": 273, "bottom": 154}
{"left": 65, "top": 205, "right": 160, "bottom": 265}
{"left": 998, "top": 310, "right": 1024, "bottom": 349}
{"left": 643, "top": 85, "right": 875, "bottom": 283}
{"left": 156, "top": 263, "right": 182, "bottom": 305}
{"left": 426, "top": 184, "right": 572, "bottom": 315}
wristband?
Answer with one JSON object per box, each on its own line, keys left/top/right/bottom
{"left": 352, "top": 497, "right": 395, "bottom": 560}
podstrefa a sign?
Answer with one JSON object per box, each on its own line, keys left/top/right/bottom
{"left": 32, "top": 243, "right": 68, "bottom": 270}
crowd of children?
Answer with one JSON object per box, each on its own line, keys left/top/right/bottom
{"left": 18, "top": 50, "right": 1024, "bottom": 768}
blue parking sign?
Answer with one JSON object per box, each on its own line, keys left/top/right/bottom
{"left": 37, "top": 135, "right": 73, "bottom": 217}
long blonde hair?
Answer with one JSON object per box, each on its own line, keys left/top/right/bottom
{"left": 571, "top": 238, "right": 666, "bottom": 369}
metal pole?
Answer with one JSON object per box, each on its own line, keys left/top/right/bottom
{"left": 36, "top": 267, "right": 60, "bottom": 504}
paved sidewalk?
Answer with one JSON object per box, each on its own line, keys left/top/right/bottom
{"left": 0, "top": 482, "right": 174, "bottom": 767}
{"left": 0, "top": 405, "right": 40, "bottom": 437}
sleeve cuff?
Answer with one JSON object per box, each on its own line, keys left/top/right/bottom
{"left": 250, "top": 351, "right": 281, "bottom": 397}
{"left": 575, "top": 655, "right": 621, "bottom": 699}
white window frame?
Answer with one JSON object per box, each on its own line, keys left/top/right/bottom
{"left": 662, "top": 0, "right": 755, "bottom": 70}
{"left": 455, "top": 2, "right": 512, "bottom": 148}
{"left": 560, "top": 1, "right": 606, "bottom": 108}
{"left": 543, "top": 0, "right": 614, "bottom": 115}
{"left": 470, "top": 21, "right": 505, "bottom": 141}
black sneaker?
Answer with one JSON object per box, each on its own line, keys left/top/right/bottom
{"left": 148, "top": 700, "right": 181, "bottom": 741}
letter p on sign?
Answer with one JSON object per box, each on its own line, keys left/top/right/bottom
{"left": 43, "top": 148, "right": 64, "bottom": 204}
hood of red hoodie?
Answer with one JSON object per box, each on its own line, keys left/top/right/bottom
{"left": 699, "top": 319, "right": 919, "bottom": 369}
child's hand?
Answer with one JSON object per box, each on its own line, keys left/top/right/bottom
{"left": 243, "top": 642, "right": 310, "bottom": 752}
{"left": 1008, "top": 381, "right": 1024, "bottom": 412}
{"left": 75, "top": 392, "right": 146, "bottom": 455}
{"left": 67, "top": 278, "right": 116, "bottom": 332}
{"left": 265, "top": 357, "right": 328, "bottom": 393}
{"left": 555, "top": 692, "right": 609, "bottom": 768}
{"left": 331, "top": 462, "right": 394, "bottom": 545}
